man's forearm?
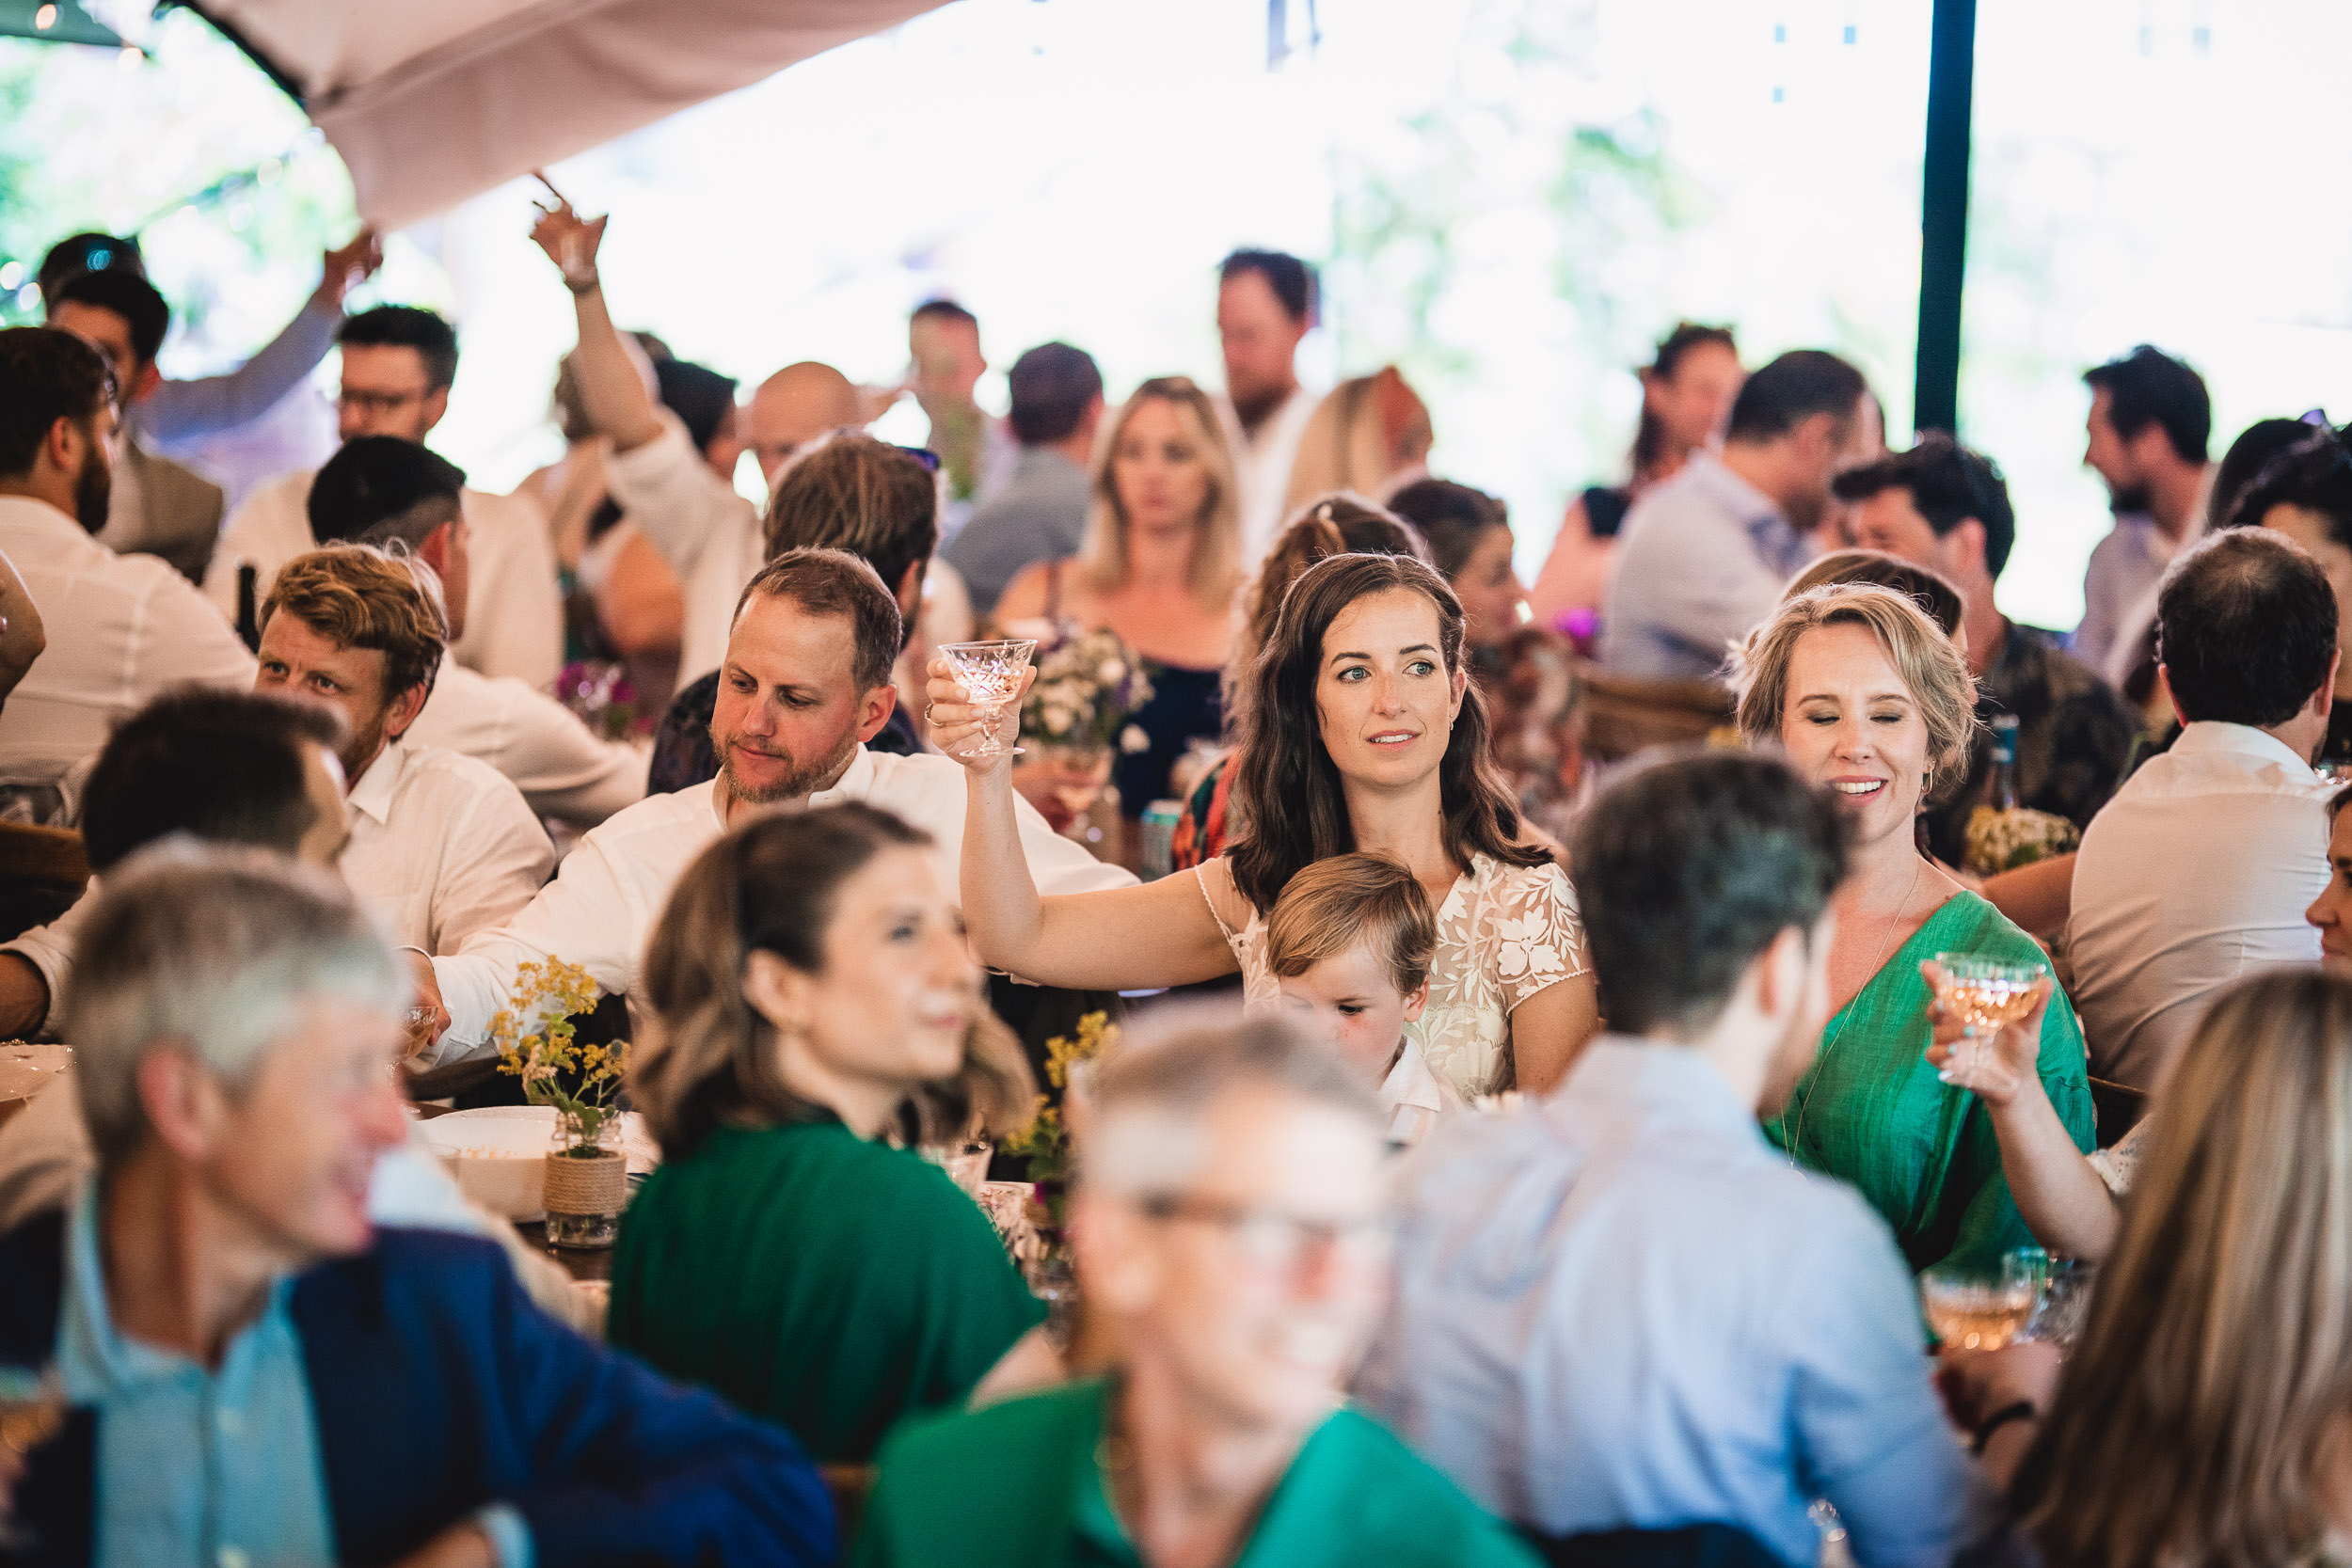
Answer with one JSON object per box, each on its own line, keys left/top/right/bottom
{"left": 0, "top": 954, "right": 50, "bottom": 1038}
{"left": 565, "top": 282, "right": 664, "bottom": 451}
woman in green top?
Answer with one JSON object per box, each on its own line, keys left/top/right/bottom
{"left": 1732, "top": 582, "right": 2094, "bottom": 1272}
{"left": 609, "top": 802, "right": 1052, "bottom": 1464}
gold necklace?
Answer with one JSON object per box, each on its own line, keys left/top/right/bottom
{"left": 1788, "top": 853, "right": 1926, "bottom": 1167}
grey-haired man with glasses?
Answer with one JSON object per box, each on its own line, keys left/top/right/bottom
{"left": 854, "top": 1014, "right": 1537, "bottom": 1568}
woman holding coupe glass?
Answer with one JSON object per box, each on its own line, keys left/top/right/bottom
{"left": 932, "top": 550, "right": 1598, "bottom": 1098}
{"left": 1948, "top": 970, "right": 2352, "bottom": 1568}
{"left": 1733, "top": 582, "right": 2095, "bottom": 1272}
{"left": 1933, "top": 782, "right": 2352, "bottom": 1262}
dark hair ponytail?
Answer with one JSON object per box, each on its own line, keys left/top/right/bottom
{"left": 1629, "top": 322, "right": 1739, "bottom": 480}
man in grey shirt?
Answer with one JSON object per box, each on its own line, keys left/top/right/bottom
{"left": 1602, "top": 350, "right": 1880, "bottom": 680}
{"left": 1360, "top": 752, "right": 2004, "bottom": 1568}
{"left": 943, "top": 341, "right": 1104, "bottom": 619}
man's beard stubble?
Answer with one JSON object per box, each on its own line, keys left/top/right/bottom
{"left": 715, "top": 728, "right": 858, "bottom": 808}
{"left": 2106, "top": 481, "right": 2154, "bottom": 517}
{"left": 72, "top": 439, "right": 111, "bottom": 534}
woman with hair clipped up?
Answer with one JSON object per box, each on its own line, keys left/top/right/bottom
{"left": 1733, "top": 582, "right": 2093, "bottom": 1273}
{"left": 608, "top": 802, "right": 1056, "bottom": 1465}
{"left": 935, "top": 550, "right": 1598, "bottom": 1099}
{"left": 1169, "top": 491, "right": 1431, "bottom": 872}
{"left": 992, "top": 376, "right": 1241, "bottom": 824}
{"left": 1529, "top": 323, "right": 1743, "bottom": 630}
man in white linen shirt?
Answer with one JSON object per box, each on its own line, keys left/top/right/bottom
{"left": 308, "top": 435, "right": 646, "bottom": 828}
{"left": 0, "top": 327, "right": 256, "bottom": 819}
{"left": 532, "top": 197, "right": 866, "bottom": 685}
{"left": 1216, "top": 249, "right": 1323, "bottom": 568}
{"left": 257, "top": 546, "right": 554, "bottom": 955}
{"left": 410, "top": 548, "right": 1134, "bottom": 1067}
{"left": 2069, "top": 529, "right": 2339, "bottom": 1093}
{"left": 202, "top": 306, "right": 563, "bottom": 690}
{"left": 1603, "top": 350, "right": 1883, "bottom": 681}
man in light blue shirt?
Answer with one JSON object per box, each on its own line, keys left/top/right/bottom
{"left": 1359, "top": 752, "right": 2005, "bottom": 1568}
{"left": 943, "top": 342, "right": 1104, "bottom": 618}
{"left": 1602, "top": 351, "right": 1880, "bottom": 680}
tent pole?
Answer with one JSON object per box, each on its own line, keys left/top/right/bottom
{"left": 1912, "top": 0, "right": 1976, "bottom": 436}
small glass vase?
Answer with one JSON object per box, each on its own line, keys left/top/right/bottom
{"left": 543, "top": 1114, "right": 628, "bottom": 1249}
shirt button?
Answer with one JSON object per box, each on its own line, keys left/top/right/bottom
{"left": 219, "top": 1547, "right": 249, "bottom": 1568}
{"left": 215, "top": 1408, "right": 242, "bottom": 1436}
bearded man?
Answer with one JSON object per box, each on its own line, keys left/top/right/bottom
{"left": 408, "top": 547, "right": 1135, "bottom": 1068}
{"left": 0, "top": 326, "right": 254, "bottom": 822}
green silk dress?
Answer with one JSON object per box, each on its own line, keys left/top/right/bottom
{"left": 1765, "top": 891, "right": 2095, "bottom": 1273}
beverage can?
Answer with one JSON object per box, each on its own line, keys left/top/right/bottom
{"left": 1139, "top": 800, "right": 1183, "bottom": 880}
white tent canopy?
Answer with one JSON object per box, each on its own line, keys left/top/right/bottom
{"left": 183, "top": 0, "right": 947, "bottom": 229}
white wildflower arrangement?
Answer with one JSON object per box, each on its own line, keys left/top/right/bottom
{"left": 1963, "top": 805, "right": 2081, "bottom": 876}
{"left": 1020, "top": 626, "right": 1155, "bottom": 752}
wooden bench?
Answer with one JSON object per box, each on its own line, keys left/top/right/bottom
{"left": 1575, "top": 665, "right": 1738, "bottom": 764}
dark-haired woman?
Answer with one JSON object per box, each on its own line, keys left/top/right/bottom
{"left": 1528, "top": 323, "right": 1741, "bottom": 631}
{"left": 1390, "top": 479, "right": 1525, "bottom": 675}
{"left": 608, "top": 803, "right": 1054, "bottom": 1465}
{"left": 933, "top": 552, "right": 1598, "bottom": 1097}
{"left": 1170, "top": 491, "right": 1431, "bottom": 873}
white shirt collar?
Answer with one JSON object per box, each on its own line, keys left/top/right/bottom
{"left": 2171, "top": 720, "right": 2315, "bottom": 778}
{"left": 0, "top": 492, "right": 97, "bottom": 544}
{"left": 706, "top": 744, "right": 877, "bottom": 832}
{"left": 808, "top": 744, "right": 878, "bottom": 806}
{"left": 1380, "top": 1037, "right": 1449, "bottom": 1117}
{"left": 345, "top": 736, "right": 411, "bottom": 827}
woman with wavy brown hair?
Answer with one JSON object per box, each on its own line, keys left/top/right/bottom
{"left": 933, "top": 550, "right": 1599, "bottom": 1097}
{"left": 1979, "top": 969, "right": 2352, "bottom": 1568}
{"left": 608, "top": 802, "right": 1051, "bottom": 1465}
{"left": 1169, "top": 492, "right": 1431, "bottom": 872}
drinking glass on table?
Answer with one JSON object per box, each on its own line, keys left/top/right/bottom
{"left": 1921, "top": 1248, "right": 2047, "bottom": 1352}
{"left": 937, "top": 639, "right": 1037, "bottom": 759}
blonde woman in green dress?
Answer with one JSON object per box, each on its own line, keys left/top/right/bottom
{"left": 1732, "top": 581, "right": 2094, "bottom": 1272}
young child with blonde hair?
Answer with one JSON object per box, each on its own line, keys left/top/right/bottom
{"left": 1263, "top": 852, "right": 1464, "bottom": 1146}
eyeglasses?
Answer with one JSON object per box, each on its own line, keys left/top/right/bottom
{"left": 897, "top": 445, "right": 942, "bottom": 473}
{"left": 1136, "top": 1191, "right": 1392, "bottom": 1272}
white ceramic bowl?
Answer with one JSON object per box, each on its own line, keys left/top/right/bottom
{"left": 416, "top": 1106, "right": 658, "bottom": 1221}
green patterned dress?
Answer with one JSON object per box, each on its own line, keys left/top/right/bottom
{"left": 1765, "top": 891, "right": 2095, "bottom": 1272}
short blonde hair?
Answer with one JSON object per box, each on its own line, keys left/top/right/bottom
{"left": 1080, "top": 376, "right": 1243, "bottom": 607}
{"left": 262, "top": 544, "right": 448, "bottom": 702}
{"left": 1263, "top": 852, "right": 1435, "bottom": 999}
{"left": 1731, "top": 581, "right": 1977, "bottom": 797}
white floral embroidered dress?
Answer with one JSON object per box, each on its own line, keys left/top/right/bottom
{"left": 1199, "top": 852, "right": 1590, "bottom": 1098}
